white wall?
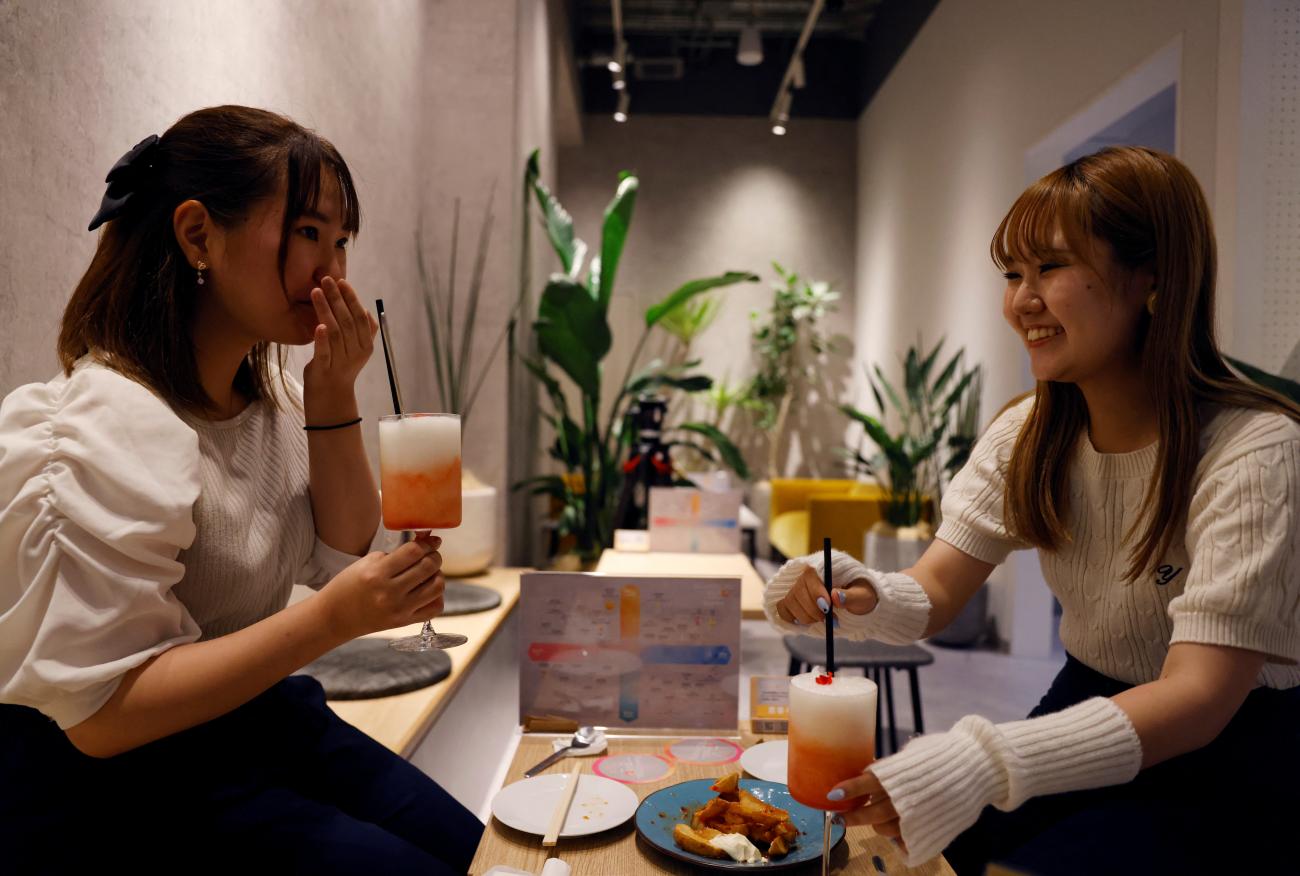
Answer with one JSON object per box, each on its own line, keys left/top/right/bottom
{"left": 853, "top": 0, "right": 1227, "bottom": 654}
{"left": 557, "top": 114, "right": 859, "bottom": 482}
{"left": 0, "top": 0, "right": 559, "bottom": 564}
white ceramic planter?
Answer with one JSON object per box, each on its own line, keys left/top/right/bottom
{"left": 432, "top": 480, "right": 497, "bottom": 577}
{"left": 863, "top": 521, "right": 933, "bottom": 572}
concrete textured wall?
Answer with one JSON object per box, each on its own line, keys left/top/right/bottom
{"left": 557, "top": 114, "right": 859, "bottom": 481}
{"left": 0, "top": 0, "right": 558, "bottom": 564}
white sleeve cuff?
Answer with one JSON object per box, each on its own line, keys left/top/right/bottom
{"left": 872, "top": 697, "right": 1143, "bottom": 866}
{"left": 762, "top": 549, "right": 930, "bottom": 644}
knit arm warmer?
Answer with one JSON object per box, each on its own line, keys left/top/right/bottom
{"left": 762, "top": 548, "right": 931, "bottom": 644}
{"left": 872, "top": 697, "right": 1143, "bottom": 865}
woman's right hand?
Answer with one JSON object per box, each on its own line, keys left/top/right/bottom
{"left": 773, "top": 563, "right": 879, "bottom": 626}
{"left": 318, "top": 534, "right": 445, "bottom": 640}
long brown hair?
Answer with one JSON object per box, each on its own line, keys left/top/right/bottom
{"left": 991, "top": 146, "right": 1300, "bottom": 582}
{"left": 59, "top": 105, "right": 361, "bottom": 414}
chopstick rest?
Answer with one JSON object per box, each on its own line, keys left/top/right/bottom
{"left": 542, "top": 763, "right": 583, "bottom": 847}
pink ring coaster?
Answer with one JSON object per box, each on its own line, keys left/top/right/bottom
{"left": 592, "top": 753, "right": 675, "bottom": 784}
{"left": 665, "top": 737, "right": 744, "bottom": 765}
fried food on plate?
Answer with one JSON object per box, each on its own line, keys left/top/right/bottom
{"left": 672, "top": 772, "right": 799, "bottom": 861}
{"left": 673, "top": 824, "right": 728, "bottom": 858}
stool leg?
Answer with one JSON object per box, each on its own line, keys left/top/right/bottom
{"left": 788, "top": 656, "right": 801, "bottom": 676}
{"left": 883, "top": 668, "right": 898, "bottom": 755}
{"left": 908, "top": 666, "right": 924, "bottom": 735}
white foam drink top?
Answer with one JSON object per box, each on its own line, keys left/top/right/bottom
{"left": 788, "top": 672, "right": 876, "bottom": 748}
{"left": 379, "top": 415, "right": 460, "bottom": 470}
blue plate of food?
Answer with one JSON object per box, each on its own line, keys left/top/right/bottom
{"left": 634, "top": 773, "right": 845, "bottom": 871}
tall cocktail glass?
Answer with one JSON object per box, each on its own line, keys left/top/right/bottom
{"left": 380, "top": 412, "right": 467, "bottom": 651}
{"left": 788, "top": 672, "right": 878, "bottom": 875}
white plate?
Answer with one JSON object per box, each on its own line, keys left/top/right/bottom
{"left": 739, "top": 740, "right": 788, "bottom": 784}
{"left": 491, "top": 773, "right": 639, "bottom": 838}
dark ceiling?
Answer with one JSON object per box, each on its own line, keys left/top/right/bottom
{"left": 572, "top": 0, "right": 940, "bottom": 119}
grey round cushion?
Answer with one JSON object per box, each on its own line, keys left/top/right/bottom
{"left": 442, "top": 580, "right": 502, "bottom": 616}
{"left": 300, "top": 637, "right": 452, "bottom": 700}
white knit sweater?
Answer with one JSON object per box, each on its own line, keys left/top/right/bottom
{"left": 767, "top": 396, "right": 1300, "bottom": 687}
{"left": 0, "top": 358, "right": 380, "bottom": 729}
{"left": 763, "top": 395, "right": 1300, "bottom": 864}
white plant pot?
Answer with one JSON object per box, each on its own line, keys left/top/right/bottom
{"left": 863, "top": 521, "right": 933, "bottom": 572}
{"left": 431, "top": 480, "right": 497, "bottom": 577}
{"left": 749, "top": 479, "right": 772, "bottom": 558}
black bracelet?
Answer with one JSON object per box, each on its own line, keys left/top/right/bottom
{"left": 303, "top": 417, "right": 363, "bottom": 432}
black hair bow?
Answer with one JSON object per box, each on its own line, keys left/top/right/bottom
{"left": 87, "top": 134, "right": 161, "bottom": 231}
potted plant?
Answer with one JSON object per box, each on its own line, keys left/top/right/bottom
{"left": 514, "top": 151, "right": 757, "bottom": 565}
{"left": 839, "top": 338, "right": 980, "bottom": 574}
{"left": 414, "top": 187, "right": 517, "bottom": 576}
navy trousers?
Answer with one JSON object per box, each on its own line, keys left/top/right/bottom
{"left": 943, "top": 653, "right": 1300, "bottom": 876}
{"left": 0, "top": 675, "right": 482, "bottom": 874}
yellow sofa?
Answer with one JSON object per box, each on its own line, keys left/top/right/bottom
{"left": 768, "top": 479, "right": 889, "bottom": 562}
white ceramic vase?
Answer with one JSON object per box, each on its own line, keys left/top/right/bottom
{"left": 862, "top": 520, "right": 933, "bottom": 572}
{"left": 431, "top": 470, "right": 497, "bottom": 577}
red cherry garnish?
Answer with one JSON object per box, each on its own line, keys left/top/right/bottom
{"left": 815, "top": 673, "right": 834, "bottom": 685}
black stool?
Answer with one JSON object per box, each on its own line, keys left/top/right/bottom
{"left": 783, "top": 635, "right": 934, "bottom": 757}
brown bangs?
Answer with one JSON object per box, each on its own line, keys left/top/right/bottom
{"left": 990, "top": 167, "right": 1094, "bottom": 273}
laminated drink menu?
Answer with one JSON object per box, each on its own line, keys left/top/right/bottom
{"left": 519, "top": 572, "right": 741, "bottom": 730}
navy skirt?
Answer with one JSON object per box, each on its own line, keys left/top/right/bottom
{"left": 0, "top": 675, "right": 482, "bottom": 874}
{"left": 943, "top": 653, "right": 1300, "bottom": 876}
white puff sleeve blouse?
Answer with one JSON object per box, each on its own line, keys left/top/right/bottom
{"left": 0, "top": 361, "right": 203, "bottom": 729}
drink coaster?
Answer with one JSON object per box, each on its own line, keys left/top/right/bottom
{"left": 441, "top": 580, "right": 502, "bottom": 616}
{"left": 664, "top": 737, "right": 743, "bottom": 765}
{"left": 592, "top": 753, "right": 675, "bottom": 784}
{"left": 298, "top": 637, "right": 451, "bottom": 699}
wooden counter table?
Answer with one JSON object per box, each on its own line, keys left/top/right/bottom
{"left": 327, "top": 565, "right": 523, "bottom": 757}
{"left": 469, "top": 731, "right": 954, "bottom": 875}
{"left": 595, "top": 550, "right": 768, "bottom": 621}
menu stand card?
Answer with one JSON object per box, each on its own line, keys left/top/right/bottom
{"left": 519, "top": 572, "right": 741, "bottom": 730}
{"left": 648, "top": 487, "right": 742, "bottom": 554}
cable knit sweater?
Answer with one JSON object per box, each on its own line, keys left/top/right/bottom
{"left": 0, "top": 358, "right": 381, "bottom": 729}
{"left": 763, "top": 395, "right": 1300, "bottom": 864}
{"left": 767, "top": 395, "right": 1300, "bottom": 687}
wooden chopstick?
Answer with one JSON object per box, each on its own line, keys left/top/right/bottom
{"left": 542, "top": 762, "right": 583, "bottom": 847}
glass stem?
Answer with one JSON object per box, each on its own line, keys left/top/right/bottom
{"left": 822, "top": 810, "right": 833, "bottom": 876}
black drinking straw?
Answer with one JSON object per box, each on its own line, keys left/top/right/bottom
{"left": 375, "top": 299, "right": 404, "bottom": 415}
{"left": 823, "top": 536, "right": 836, "bottom": 676}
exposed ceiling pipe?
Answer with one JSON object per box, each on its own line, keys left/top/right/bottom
{"left": 769, "top": 0, "right": 826, "bottom": 132}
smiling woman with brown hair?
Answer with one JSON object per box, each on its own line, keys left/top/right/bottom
{"left": 0, "top": 106, "right": 480, "bottom": 872}
{"left": 766, "top": 146, "right": 1300, "bottom": 874}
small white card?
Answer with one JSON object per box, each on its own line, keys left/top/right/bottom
{"left": 613, "top": 529, "right": 650, "bottom": 552}
{"left": 648, "top": 487, "right": 742, "bottom": 554}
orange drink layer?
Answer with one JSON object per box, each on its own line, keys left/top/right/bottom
{"left": 787, "top": 672, "right": 878, "bottom": 812}
{"left": 381, "top": 457, "right": 462, "bottom": 530}
{"left": 378, "top": 413, "right": 462, "bottom": 531}
{"left": 788, "top": 728, "right": 875, "bottom": 811}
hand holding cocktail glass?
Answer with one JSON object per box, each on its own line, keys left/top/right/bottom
{"left": 376, "top": 299, "right": 467, "bottom": 651}
{"left": 786, "top": 537, "right": 880, "bottom": 876}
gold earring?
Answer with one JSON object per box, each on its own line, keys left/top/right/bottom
{"left": 196, "top": 260, "right": 207, "bottom": 286}
{"left": 1146, "top": 292, "right": 1156, "bottom": 315}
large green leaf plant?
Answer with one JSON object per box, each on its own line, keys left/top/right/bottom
{"left": 515, "top": 151, "right": 758, "bottom": 562}
{"left": 840, "top": 338, "right": 981, "bottom": 528}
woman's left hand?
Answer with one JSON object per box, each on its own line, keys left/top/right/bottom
{"left": 830, "top": 769, "right": 907, "bottom": 853}
{"left": 303, "top": 276, "right": 379, "bottom": 402}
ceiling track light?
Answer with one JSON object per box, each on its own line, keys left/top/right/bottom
{"left": 768, "top": 0, "right": 825, "bottom": 135}
{"left": 614, "top": 90, "right": 630, "bottom": 123}
{"left": 609, "top": 0, "right": 627, "bottom": 73}
{"left": 737, "top": 23, "right": 762, "bottom": 66}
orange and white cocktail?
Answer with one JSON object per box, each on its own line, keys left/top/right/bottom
{"left": 787, "top": 672, "right": 877, "bottom": 812}
{"left": 379, "top": 413, "right": 461, "bottom": 531}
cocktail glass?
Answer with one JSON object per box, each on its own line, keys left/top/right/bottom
{"left": 788, "top": 671, "right": 878, "bottom": 875}
{"left": 380, "top": 412, "right": 467, "bottom": 651}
